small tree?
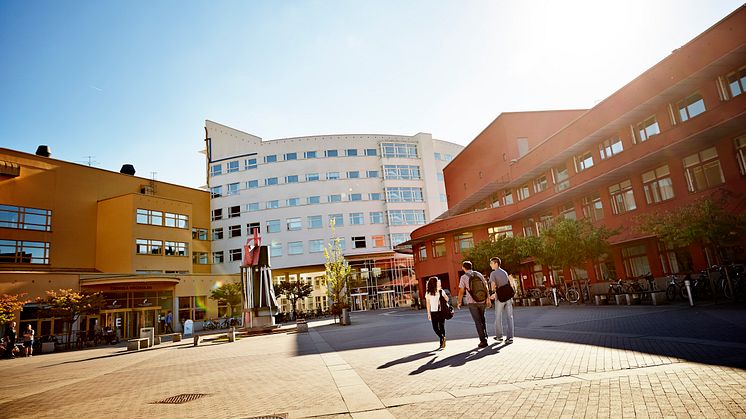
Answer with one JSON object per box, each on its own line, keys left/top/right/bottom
{"left": 464, "top": 235, "right": 528, "bottom": 275}
{"left": 42, "top": 289, "right": 104, "bottom": 348}
{"left": 0, "top": 293, "right": 29, "bottom": 325}
{"left": 324, "top": 220, "right": 351, "bottom": 323}
{"left": 209, "top": 282, "right": 243, "bottom": 318}
{"left": 275, "top": 280, "right": 313, "bottom": 319}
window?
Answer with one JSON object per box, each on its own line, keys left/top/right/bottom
{"left": 635, "top": 116, "right": 660, "bottom": 143}
{"left": 454, "top": 232, "right": 474, "bottom": 253}
{"left": 136, "top": 239, "right": 163, "bottom": 255}
{"left": 328, "top": 194, "right": 342, "bottom": 203}
{"left": 387, "top": 210, "right": 426, "bottom": 225}
{"left": 533, "top": 175, "right": 548, "bottom": 193}
{"left": 246, "top": 180, "right": 259, "bottom": 189}
{"left": 677, "top": 93, "right": 706, "bottom": 122}
{"left": 229, "top": 225, "right": 241, "bottom": 238}
{"left": 352, "top": 236, "right": 366, "bottom": 249}
{"left": 227, "top": 161, "right": 239, "bottom": 173}
{"left": 434, "top": 152, "right": 442, "bottom": 161}
{"left": 381, "top": 142, "right": 418, "bottom": 158}
{"left": 365, "top": 148, "right": 377, "bottom": 156}
{"left": 444, "top": 154, "right": 453, "bottom": 161}
{"left": 288, "top": 241, "right": 303, "bottom": 255}
{"left": 210, "top": 186, "right": 222, "bottom": 198}
{"left": 609, "top": 180, "right": 637, "bottom": 215}
{"left": 683, "top": 147, "right": 725, "bottom": 192}
{"left": 350, "top": 213, "right": 364, "bottom": 225}
{"left": 210, "top": 164, "right": 222, "bottom": 177}
{"left": 0, "top": 240, "right": 50, "bottom": 264}
{"left": 642, "top": 165, "right": 675, "bottom": 204}
{"left": 265, "top": 155, "right": 277, "bottom": 163}
{"left": 211, "top": 209, "right": 222, "bottom": 221}
{"left": 622, "top": 244, "right": 651, "bottom": 278}
{"left": 304, "top": 151, "right": 317, "bottom": 159}
{"left": 329, "top": 214, "right": 344, "bottom": 227}
{"left": 503, "top": 190, "right": 513, "bottom": 205}
{"left": 558, "top": 202, "right": 577, "bottom": 220}
{"left": 307, "top": 196, "right": 321, "bottom": 205}
{"left": 552, "top": 164, "right": 569, "bottom": 192}
{"left": 0, "top": 205, "right": 52, "bottom": 231}
{"left": 369, "top": 212, "right": 384, "bottom": 224}
{"left": 308, "top": 215, "right": 323, "bottom": 229}
{"left": 287, "top": 197, "right": 300, "bottom": 207}
{"left": 369, "top": 193, "right": 382, "bottom": 201}
{"left": 349, "top": 193, "right": 362, "bottom": 201}
{"left": 286, "top": 175, "right": 298, "bottom": 183}
{"left": 266, "top": 200, "right": 279, "bottom": 209}
{"left": 346, "top": 149, "right": 358, "bottom": 157}
{"left": 327, "top": 172, "right": 340, "bottom": 180}
{"left": 284, "top": 152, "right": 297, "bottom": 161}
{"left": 325, "top": 149, "right": 338, "bottom": 157}
{"left": 385, "top": 187, "right": 424, "bottom": 202}
{"left": 366, "top": 170, "right": 379, "bottom": 178}
{"left": 309, "top": 239, "right": 325, "bottom": 253}
{"left": 287, "top": 217, "right": 302, "bottom": 231}
{"left": 599, "top": 137, "right": 624, "bottom": 160}
{"left": 267, "top": 220, "right": 281, "bottom": 233}
{"left": 306, "top": 173, "right": 319, "bottom": 182}
{"left": 192, "top": 252, "right": 208, "bottom": 265}
{"left": 165, "top": 241, "right": 188, "bottom": 256}
{"left": 244, "top": 158, "right": 257, "bottom": 170}
{"left": 736, "top": 136, "right": 746, "bottom": 175}
{"left": 228, "top": 205, "right": 240, "bottom": 218}
{"left": 522, "top": 218, "right": 537, "bottom": 237}
{"left": 347, "top": 171, "right": 360, "bottom": 179}
{"left": 192, "top": 228, "right": 208, "bottom": 240}
{"left": 265, "top": 177, "right": 278, "bottom": 186}
{"left": 432, "top": 238, "right": 446, "bottom": 258}
{"left": 247, "top": 222, "right": 260, "bottom": 235}
{"left": 574, "top": 151, "right": 594, "bottom": 172}
{"left": 725, "top": 66, "right": 746, "bottom": 98}
{"left": 517, "top": 184, "right": 530, "bottom": 201}
{"left": 270, "top": 241, "right": 282, "bottom": 257}
{"left": 179, "top": 296, "right": 207, "bottom": 322}
{"left": 212, "top": 227, "right": 223, "bottom": 240}
{"left": 418, "top": 245, "right": 427, "bottom": 261}
{"left": 372, "top": 235, "right": 386, "bottom": 247}
{"left": 212, "top": 251, "right": 224, "bottom": 264}
{"left": 581, "top": 192, "right": 603, "bottom": 221}
{"left": 246, "top": 202, "right": 260, "bottom": 212}
{"left": 488, "top": 225, "right": 513, "bottom": 239}
{"left": 383, "top": 165, "right": 421, "bottom": 180}
{"left": 229, "top": 248, "right": 242, "bottom": 262}
{"left": 537, "top": 213, "right": 553, "bottom": 235}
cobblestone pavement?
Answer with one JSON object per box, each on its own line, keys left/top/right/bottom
{"left": 0, "top": 303, "right": 745, "bottom": 418}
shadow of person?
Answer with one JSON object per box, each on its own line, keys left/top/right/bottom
{"left": 409, "top": 343, "right": 503, "bottom": 375}
{"left": 378, "top": 350, "right": 440, "bottom": 369}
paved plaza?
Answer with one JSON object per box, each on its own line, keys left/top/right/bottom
{"left": 1, "top": 302, "right": 746, "bottom": 418}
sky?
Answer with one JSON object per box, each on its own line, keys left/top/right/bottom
{"left": 1, "top": 0, "right": 743, "bottom": 188}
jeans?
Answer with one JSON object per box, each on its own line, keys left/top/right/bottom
{"left": 430, "top": 311, "right": 446, "bottom": 341}
{"left": 467, "top": 303, "right": 488, "bottom": 343}
{"left": 494, "top": 299, "right": 514, "bottom": 339}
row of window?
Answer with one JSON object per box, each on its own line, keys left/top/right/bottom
{"left": 0, "top": 240, "right": 50, "bottom": 264}
{"left": 0, "top": 205, "right": 52, "bottom": 231}
{"left": 135, "top": 239, "right": 189, "bottom": 256}
{"left": 434, "top": 152, "right": 454, "bottom": 162}
{"left": 136, "top": 209, "right": 189, "bottom": 229}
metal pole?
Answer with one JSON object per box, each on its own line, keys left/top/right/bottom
{"left": 685, "top": 279, "right": 694, "bottom": 307}
{"left": 552, "top": 287, "right": 558, "bottom": 306}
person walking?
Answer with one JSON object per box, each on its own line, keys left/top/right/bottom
{"left": 165, "top": 311, "right": 173, "bottom": 333}
{"left": 3, "top": 321, "right": 17, "bottom": 359}
{"left": 456, "top": 261, "right": 492, "bottom": 348}
{"left": 23, "top": 324, "right": 34, "bottom": 357}
{"left": 425, "top": 276, "right": 448, "bottom": 350}
{"left": 489, "top": 257, "right": 515, "bottom": 344}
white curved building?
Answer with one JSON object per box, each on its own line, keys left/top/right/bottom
{"left": 204, "top": 120, "right": 462, "bottom": 311}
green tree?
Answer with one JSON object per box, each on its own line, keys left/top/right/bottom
{"left": 0, "top": 293, "right": 29, "bottom": 325}
{"left": 324, "top": 220, "right": 351, "bottom": 323}
{"left": 463, "top": 235, "right": 528, "bottom": 274}
{"left": 42, "top": 289, "right": 104, "bottom": 348}
{"left": 274, "top": 280, "right": 313, "bottom": 319}
{"left": 209, "top": 282, "right": 243, "bottom": 318}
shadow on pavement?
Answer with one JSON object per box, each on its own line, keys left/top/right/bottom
{"left": 408, "top": 342, "right": 510, "bottom": 375}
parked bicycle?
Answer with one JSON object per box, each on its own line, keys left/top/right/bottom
{"left": 550, "top": 282, "right": 580, "bottom": 305}
{"left": 666, "top": 274, "right": 690, "bottom": 301}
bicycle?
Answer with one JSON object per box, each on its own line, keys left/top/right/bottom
{"left": 549, "top": 283, "right": 580, "bottom": 305}
{"left": 202, "top": 319, "right": 218, "bottom": 330}
{"left": 666, "top": 274, "right": 689, "bottom": 301}
{"left": 579, "top": 280, "right": 591, "bottom": 304}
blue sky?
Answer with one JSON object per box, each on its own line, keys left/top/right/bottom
{"left": 1, "top": 0, "right": 743, "bottom": 188}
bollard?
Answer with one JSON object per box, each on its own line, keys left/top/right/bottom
{"left": 685, "top": 279, "right": 694, "bottom": 307}
{"left": 552, "top": 287, "right": 558, "bottom": 306}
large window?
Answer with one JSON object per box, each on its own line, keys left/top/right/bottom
{"left": 284, "top": 152, "right": 297, "bottom": 161}
{"left": 306, "top": 173, "right": 320, "bottom": 182}
{"left": 247, "top": 222, "right": 260, "bottom": 235}
{"left": 267, "top": 220, "right": 281, "bottom": 233}
{"left": 212, "top": 251, "right": 224, "bottom": 264}
{"left": 370, "top": 212, "right": 384, "bottom": 224}
{"left": 286, "top": 175, "right": 299, "bottom": 183}
{"left": 265, "top": 177, "right": 278, "bottom": 186}
{"left": 383, "top": 165, "right": 421, "bottom": 180}
{"left": 552, "top": 164, "right": 569, "bottom": 192}
{"left": 0, "top": 240, "right": 50, "bottom": 264}
{"left": 347, "top": 171, "right": 360, "bottom": 179}
{"left": 309, "top": 239, "right": 325, "bottom": 253}
{"left": 454, "top": 232, "right": 474, "bottom": 253}
{"left": 346, "top": 149, "right": 358, "bottom": 157}
{"left": 387, "top": 210, "right": 426, "bottom": 225}
{"left": 367, "top": 170, "right": 379, "bottom": 178}
{"left": 390, "top": 233, "right": 410, "bottom": 247}
{"left": 329, "top": 214, "right": 343, "bottom": 227}
{"left": 432, "top": 238, "right": 446, "bottom": 258}
{"left": 0, "top": 205, "right": 51, "bottom": 231}
{"left": 381, "top": 142, "right": 418, "bottom": 158}
{"left": 246, "top": 180, "right": 259, "bottom": 189}
{"left": 287, "top": 197, "right": 300, "bottom": 207}
{"left": 137, "top": 209, "right": 163, "bottom": 225}
{"left": 683, "top": 147, "right": 725, "bottom": 192}
{"left": 642, "top": 165, "right": 675, "bottom": 204}
{"left": 522, "top": 218, "right": 537, "bottom": 237}
{"left": 164, "top": 241, "right": 188, "bottom": 256}
{"left": 574, "top": 151, "right": 594, "bottom": 173}
{"left": 418, "top": 245, "right": 427, "bottom": 261}
{"left": 352, "top": 236, "right": 366, "bottom": 249}
{"left": 365, "top": 148, "right": 377, "bottom": 156}
{"left": 270, "top": 241, "right": 282, "bottom": 257}
{"left": 212, "top": 227, "right": 223, "bottom": 240}
{"left": 178, "top": 296, "right": 207, "bottom": 322}
{"left": 307, "top": 196, "right": 321, "bottom": 205}
{"left": 325, "top": 149, "right": 338, "bottom": 157}
{"left": 599, "top": 137, "right": 624, "bottom": 160}
{"left": 349, "top": 213, "right": 364, "bottom": 225}
{"left": 517, "top": 184, "right": 530, "bottom": 201}
{"left": 677, "top": 93, "right": 706, "bottom": 122}
{"left": 247, "top": 202, "right": 260, "bottom": 212}
{"left": 228, "top": 206, "right": 240, "bottom": 218}
{"left": 227, "top": 161, "right": 239, "bottom": 173}
{"left": 328, "top": 194, "right": 342, "bottom": 203}
{"left": 533, "top": 175, "right": 548, "bottom": 193}
{"left": 244, "top": 158, "right": 257, "bottom": 170}
{"left": 287, "top": 217, "right": 302, "bottom": 231}
{"left": 349, "top": 193, "right": 362, "bottom": 201}
{"left": 164, "top": 212, "right": 189, "bottom": 228}
{"left": 136, "top": 239, "right": 162, "bottom": 255}
{"left": 192, "top": 228, "right": 208, "bottom": 240}
{"left": 372, "top": 235, "right": 386, "bottom": 247}
{"left": 288, "top": 241, "right": 303, "bottom": 255}
{"left": 725, "top": 65, "right": 746, "bottom": 98}
{"left": 488, "top": 225, "right": 513, "bottom": 239}
{"left": 581, "top": 192, "right": 604, "bottom": 221}
{"left": 211, "top": 209, "right": 222, "bottom": 221}
{"left": 192, "top": 252, "right": 208, "bottom": 265}
{"left": 266, "top": 200, "right": 279, "bottom": 209}
{"left": 736, "top": 136, "right": 746, "bottom": 175}
{"left": 503, "top": 190, "right": 513, "bottom": 205}
{"left": 327, "top": 172, "right": 340, "bottom": 180}
{"left": 210, "top": 164, "right": 222, "bottom": 177}
{"left": 308, "top": 215, "right": 323, "bottom": 229}
{"left": 210, "top": 186, "right": 222, "bottom": 199}
{"left": 609, "top": 180, "right": 636, "bottom": 215}
{"left": 558, "top": 202, "right": 576, "bottom": 220}
{"left": 369, "top": 193, "right": 382, "bottom": 201}
{"left": 385, "top": 187, "right": 424, "bottom": 202}
{"left": 622, "top": 244, "right": 651, "bottom": 278}
{"left": 265, "top": 155, "right": 277, "bottom": 163}
{"left": 304, "top": 151, "right": 317, "bottom": 159}
{"left": 635, "top": 116, "right": 660, "bottom": 143}
{"left": 229, "top": 225, "right": 241, "bottom": 238}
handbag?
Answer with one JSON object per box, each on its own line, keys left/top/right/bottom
{"left": 496, "top": 282, "right": 515, "bottom": 302}
{"left": 439, "top": 290, "right": 454, "bottom": 320}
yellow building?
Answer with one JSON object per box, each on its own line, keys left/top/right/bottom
{"left": 0, "top": 146, "right": 238, "bottom": 339}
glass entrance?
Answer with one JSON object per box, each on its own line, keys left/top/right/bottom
{"left": 378, "top": 290, "right": 395, "bottom": 309}
{"left": 350, "top": 293, "right": 368, "bottom": 311}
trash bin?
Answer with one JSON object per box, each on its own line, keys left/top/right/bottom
{"left": 341, "top": 308, "right": 351, "bottom": 325}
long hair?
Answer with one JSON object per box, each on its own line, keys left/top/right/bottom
{"left": 426, "top": 276, "right": 439, "bottom": 296}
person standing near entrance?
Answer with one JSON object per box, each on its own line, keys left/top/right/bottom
{"left": 23, "top": 324, "right": 34, "bottom": 357}
{"left": 457, "top": 261, "right": 492, "bottom": 348}
{"left": 489, "top": 257, "right": 514, "bottom": 344}
{"left": 425, "top": 277, "right": 447, "bottom": 350}
{"left": 3, "top": 321, "right": 17, "bottom": 358}
{"left": 165, "top": 311, "right": 173, "bottom": 333}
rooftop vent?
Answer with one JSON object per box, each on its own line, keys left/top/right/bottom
{"left": 120, "top": 164, "right": 136, "bottom": 175}
{"left": 35, "top": 145, "right": 51, "bottom": 157}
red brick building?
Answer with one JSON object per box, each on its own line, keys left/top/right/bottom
{"left": 407, "top": 6, "right": 746, "bottom": 297}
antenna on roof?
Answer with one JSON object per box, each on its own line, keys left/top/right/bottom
{"left": 78, "top": 156, "right": 99, "bottom": 166}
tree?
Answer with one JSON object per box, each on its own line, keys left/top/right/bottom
{"left": 274, "top": 280, "right": 313, "bottom": 319}
{"left": 324, "top": 220, "right": 351, "bottom": 323}
{"left": 0, "top": 293, "right": 29, "bottom": 325}
{"left": 463, "top": 235, "right": 528, "bottom": 275}
{"left": 42, "top": 289, "right": 104, "bottom": 348}
{"left": 209, "top": 282, "right": 243, "bottom": 318}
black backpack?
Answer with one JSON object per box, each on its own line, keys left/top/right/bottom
{"left": 467, "top": 272, "right": 488, "bottom": 303}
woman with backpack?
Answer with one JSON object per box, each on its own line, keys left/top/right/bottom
{"left": 425, "top": 276, "right": 449, "bottom": 350}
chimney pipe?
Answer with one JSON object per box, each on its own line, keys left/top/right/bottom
{"left": 35, "top": 145, "right": 51, "bottom": 157}
{"left": 120, "top": 164, "right": 136, "bottom": 175}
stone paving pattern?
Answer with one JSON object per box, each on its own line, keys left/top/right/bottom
{"left": 0, "top": 303, "right": 745, "bottom": 418}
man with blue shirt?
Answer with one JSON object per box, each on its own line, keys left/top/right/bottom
{"left": 489, "top": 257, "right": 514, "bottom": 344}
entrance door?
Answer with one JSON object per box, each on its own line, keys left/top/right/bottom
{"left": 350, "top": 293, "right": 367, "bottom": 311}
{"left": 378, "top": 291, "right": 395, "bottom": 309}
